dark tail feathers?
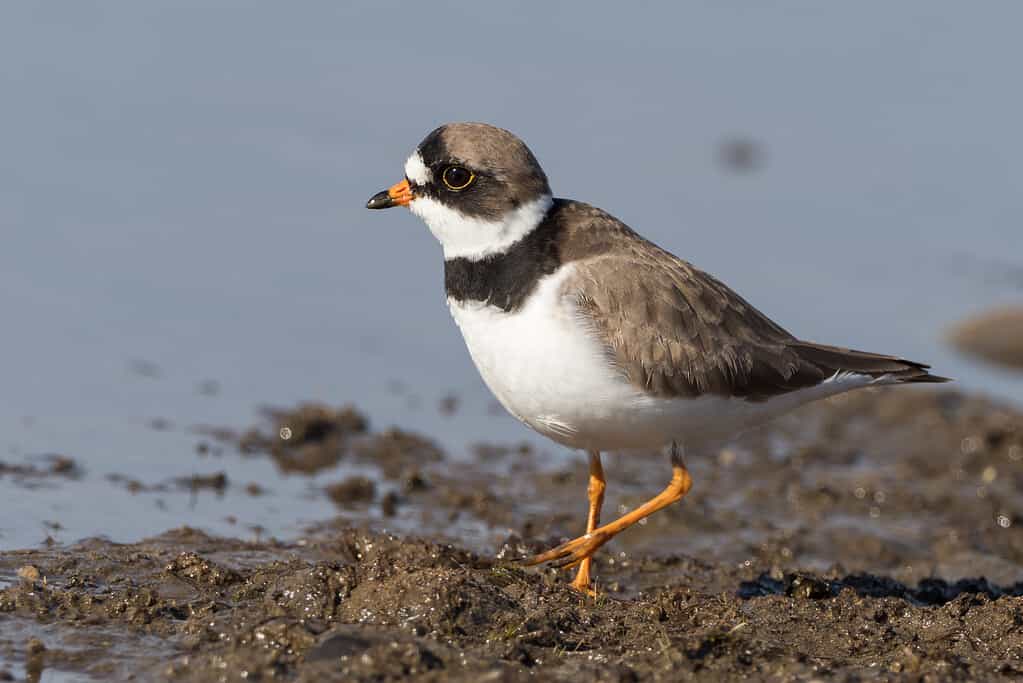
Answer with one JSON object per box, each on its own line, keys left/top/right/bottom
{"left": 789, "top": 341, "right": 952, "bottom": 384}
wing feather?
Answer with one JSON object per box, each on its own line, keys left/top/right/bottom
{"left": 565, "top": 231, "right": 945, "bottom": 400}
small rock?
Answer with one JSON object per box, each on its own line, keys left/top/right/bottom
{"left": 381, "top": 491, "right": 400, "bottom": 517}
{"left": 718, "top": 136, "right": 765, "bottom": 173}
{"left": 245, "top": 482, "right": 265, "bottom": 496}
{"left": 947, "top": 306, "right": 1023, "bottom": 370}
{"left": 16, "top": 565, "right": 41, "bottom": 583}
{"left": 326, "top": 476, "right": 377, "bottom": 506}
{"left": 165, "top": 552, "right": 241, "bottom": 586}
{"left": 438, "top": 393, "right": 459, "bottom": 416}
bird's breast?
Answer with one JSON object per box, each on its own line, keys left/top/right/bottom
{"left": 446, "top": 265, "right": 638, "bottom": 448}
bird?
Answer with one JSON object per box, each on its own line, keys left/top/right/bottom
{"left": 366, "top": 122, "right": 949, "bottom": 595}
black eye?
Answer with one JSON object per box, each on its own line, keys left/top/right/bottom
{"left": 441, "top": 165, "right": 475, "bottom": 190}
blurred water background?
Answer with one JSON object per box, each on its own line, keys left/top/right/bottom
{"left": 2, "top": 2, "right": 1021, "bottom": 549}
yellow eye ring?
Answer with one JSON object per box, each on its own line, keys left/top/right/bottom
{"left": 441, "top": 165, "right": 475, "bottom": 191}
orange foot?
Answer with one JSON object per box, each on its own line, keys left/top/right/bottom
{"left": 526, "top": 530, "right": 614, "bottom": 571}
{"left": 524, "top": 447, "right": 692, "bottom": 595}
{"left": 568, "top": 557, "right": 600, "bottom": 596}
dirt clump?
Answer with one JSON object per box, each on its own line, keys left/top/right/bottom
{"left": 197, "top": 403, "right": 447, "bottom": 482}
{"left": 105, "top": 470, "right": 230, "bottom": 496}
{"left": 192, "top": 402, "right": 370, "bottom": 474}
{"left": 948, "top": 305, "right": 1023, "bottom": 371}
{"left": 0, "top": 454, "right": 82, "bottom": 484}
{"left": 326, "top": 476, "right": 377, "bottom": 507}
{"left": 352, "top": 428, "right": 445, "bottom": 480}
{"left": 175, "top": 471, "right": 229, "bottom": 495}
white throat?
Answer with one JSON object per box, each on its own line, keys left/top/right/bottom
{"left": 404, "top": 150, "right": 552, "bottom": 261}
{"left": 410, "top": 193, "right": 553, "bottom": 261}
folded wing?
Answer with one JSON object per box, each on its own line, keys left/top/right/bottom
{"left": 568, "top": 240, "right": 948, "bottom": 402}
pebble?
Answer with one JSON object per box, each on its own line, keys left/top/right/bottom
{"left": 16, "top": 565, "right": 41, "bottom": 583}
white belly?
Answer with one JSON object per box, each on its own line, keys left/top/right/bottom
{"left": 448, "top": 265, "right": 874, "bottom": 453}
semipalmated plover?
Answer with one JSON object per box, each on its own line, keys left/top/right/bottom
{"left": 367, "top": 122, "right": 948, "bottom": 594}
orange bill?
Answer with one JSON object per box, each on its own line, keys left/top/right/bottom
{"left": 365, "top": 179, "right": 413, "bottom": 210}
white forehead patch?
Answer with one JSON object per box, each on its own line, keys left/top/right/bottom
{"left": 404, "top": 151, "right": 431, "bottom": 185}
{"left": 409, "top": 194, "right": 553, "bottom": 261}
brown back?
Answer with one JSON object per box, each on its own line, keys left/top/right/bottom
{"left": 557, "top": 203, "right": 947, "bottom": 400}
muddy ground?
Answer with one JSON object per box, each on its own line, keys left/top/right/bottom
{"left": 3, "top": 388, "right": 1023, "bottom": 681}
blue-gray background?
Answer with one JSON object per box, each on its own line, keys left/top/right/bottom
{"left": 2, "top": 2, "right": 1021, "bottom": 548}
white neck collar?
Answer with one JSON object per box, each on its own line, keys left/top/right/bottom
{"left": 410, "top": 194, "right": 553, "bottom": 261}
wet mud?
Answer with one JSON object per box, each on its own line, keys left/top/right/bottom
{"left": 0, "top": 455, "right": 80, "bottom": 486}
{"left": 3, "top": 387, "right": 1023, "bottom": 681}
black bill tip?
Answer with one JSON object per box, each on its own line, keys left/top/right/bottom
{"left": 365, "top": 190, "right": 394, "bottom": 210}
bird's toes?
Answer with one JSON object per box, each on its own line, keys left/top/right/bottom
{"left": 569, "top": 577, "right": 599, "bottom": 597}
{"left": 523, "top": 541, "right": 574, "bottom": 566}
{"left": 525, "top": 531, "right": 610, "bottom": 568}
{"left": 552, "top": 553, "right": 587, "bottom": 570}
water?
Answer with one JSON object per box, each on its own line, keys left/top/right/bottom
{"left": 0, "top": 617, "right": 176, "bottom": 681}
{"left": 1, "top": 2, "right": 1021, "bottom": 550}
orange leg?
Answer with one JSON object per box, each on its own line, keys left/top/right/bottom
{"left": 569, "top": 451, "right": 605, "bottom": 594}
{"left": 527, "top": 443, "right": 692, "bottom": 574}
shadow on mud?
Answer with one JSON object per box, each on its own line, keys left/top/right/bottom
{"left": 740, "top": 571, "right": 1023, "bottom": 605}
